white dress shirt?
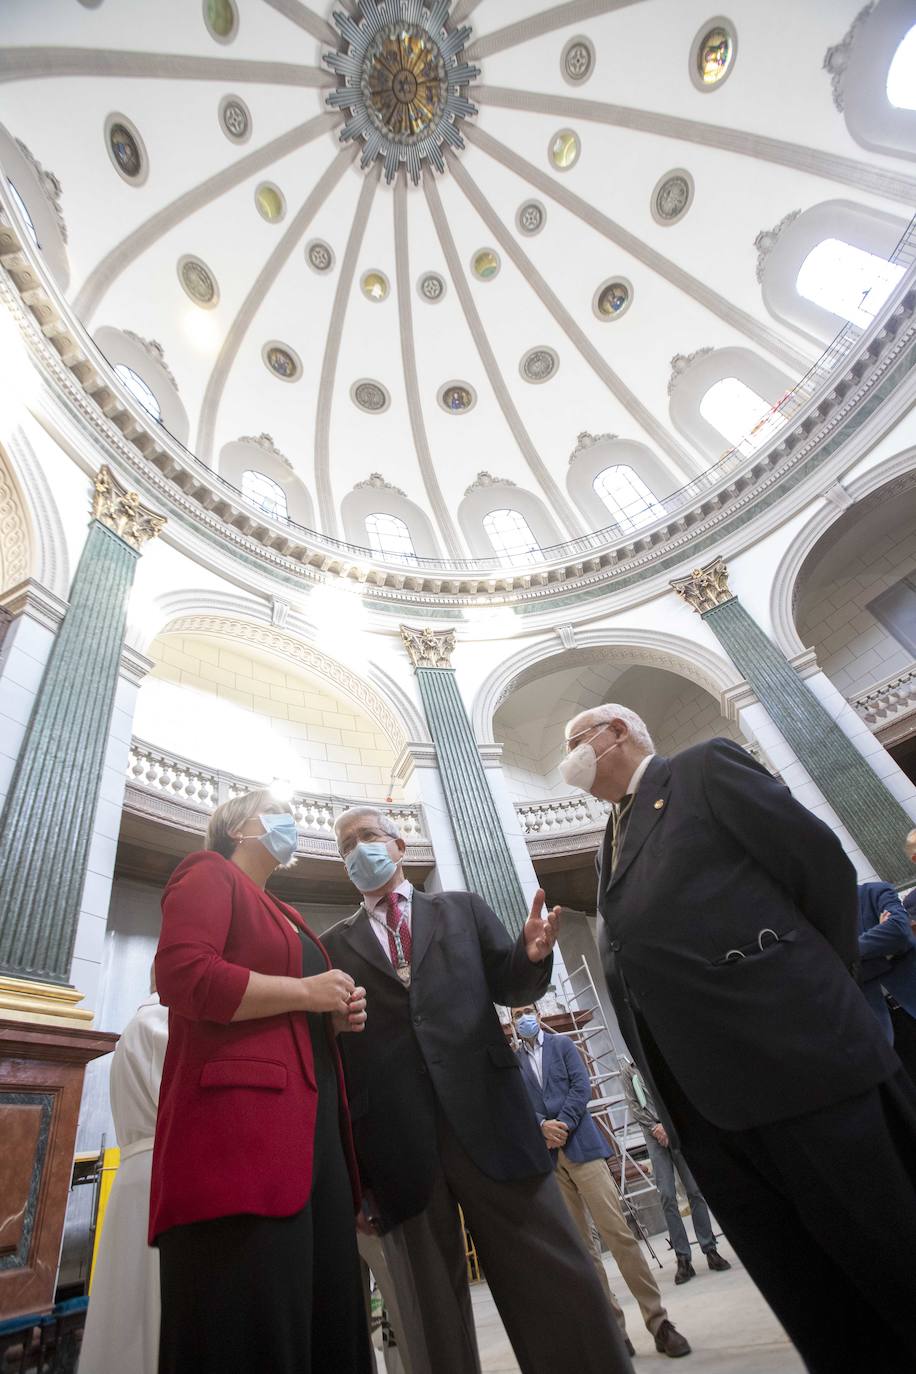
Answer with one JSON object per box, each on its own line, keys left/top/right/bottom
{"left": 624, "top": 752, "right": 656, "bottom": 797}
{"left": 522, "top": 1027, "right": 545, "bottom": 1086}
{"left": 364, "top": 879, "right": 413, "bottom": 959}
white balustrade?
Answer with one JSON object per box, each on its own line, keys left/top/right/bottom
{"left": 514, "top": 795, "right": 610, "bottom": 835}
{"left": 851, "top": 663, "right": 916, "bottom": 728}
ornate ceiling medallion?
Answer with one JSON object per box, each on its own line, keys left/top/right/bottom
{"left": 325, "top": 2, "right": 480, "bottom": 187}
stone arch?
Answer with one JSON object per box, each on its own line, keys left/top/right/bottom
{"left": 472, "top": 627, "right": 742, "bottom": 746}
{"left": 0, "top": 441, "right": 32, "bottom": 595}
{"left": 1, "top": 426, "right": 69, "bottom": 597}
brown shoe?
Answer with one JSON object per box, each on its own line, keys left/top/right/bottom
{"left": 654, "top": 1321, "right": 691, "bottom": 1358}
{"left": 706, "top": 1248, "right": 732, "bottom": 1272}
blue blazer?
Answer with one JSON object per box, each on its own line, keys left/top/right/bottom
{"left": 517, "top": 1032, "right": 610, "bottom": 1165}
{"left": 857, "top": 882, "right": 916, "bottom": 1040}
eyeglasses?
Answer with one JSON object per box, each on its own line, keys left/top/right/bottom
{"left": 338, "top": 828, "right": 391, "bottom": 858}
{"left": 564, "top": 723, "right": 608, "bottom": 754}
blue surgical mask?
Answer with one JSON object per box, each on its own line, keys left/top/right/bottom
{"left": 345, "top": 841, "right": 398, "bottom": 894}
{"left": 516, "top": 1014, "right": 539, "bottom": 1041}
{"left": 256, "top": 813, "right": 298, "bottom": 866}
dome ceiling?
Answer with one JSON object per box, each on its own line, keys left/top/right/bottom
{"left": 1, "top": 0, "right": 913, "bottom": 559}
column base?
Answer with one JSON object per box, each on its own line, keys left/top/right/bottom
{"left": 0, "top": 974, "right": 94, "bottom": 1027}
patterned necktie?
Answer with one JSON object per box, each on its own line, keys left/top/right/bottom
{"left": 610, "top": 795, "right": 635, "bottom": 876}
{"left": 385, "top": 891, "right": 412, "bottom": 968}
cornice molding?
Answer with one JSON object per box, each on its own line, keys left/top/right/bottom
{"left": 0, "top": 576, "right": 67, "bottom": 631}
{"left": 120, "top": 643, "right": 155, "bottom": 686}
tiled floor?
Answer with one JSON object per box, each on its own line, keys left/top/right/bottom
{"left": 376, "top": 1222, "right": 805, "bottom": 1372}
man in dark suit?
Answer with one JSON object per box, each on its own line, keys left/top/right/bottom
{"left": 323, "top": 806, "right": 633, "bottom": 1374}
{"left": 559, "top": 704, "right": 916, "bottom": 1374}
{"left": 857, "top": 881, "right": 916, "bottom": 1039}
{"left": 904, "top": 828, "right": 916, "bottom": 924}
{"left": 511, "top": 1005, "right": 690, "bottom": 1359}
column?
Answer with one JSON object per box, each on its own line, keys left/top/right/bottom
{"left": 0, "top": 466, "right": 165, "bottom": 1018}
{"left": 672, "top": 556, "right": 914, "bottom": 886}
{"left": 400, "top": 625, "right": 528, "bottom": 935}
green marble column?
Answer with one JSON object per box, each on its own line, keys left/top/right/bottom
{"left": 402, "top": 626, "right": 528, "bottom": 935}
{"left": 0, "top": 467, "right": 164, "bottom": 985}
{"left": 672, "top": 557, "right": 914, "bottom": 886}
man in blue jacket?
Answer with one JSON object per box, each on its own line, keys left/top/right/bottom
{"left": 857, "top": 881, "right": 916, "bottom": 1042}
{"left": 512, "top": 1005, "right": 690, "bottom": 1360}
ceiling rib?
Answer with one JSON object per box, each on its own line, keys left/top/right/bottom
{"left": 464, "top": 123, "right": 814, "bottom": 376}
{"left": 196, "top": 145, "right": 356, "bottom": 463}
{"left": 423, "top": 172, "right": 586, "bottom": 539}
{"left": 466, "top": 0, "right": 645, "bottom": 62}
{"left": 0, "top": 47, "right": 332, "bottom": 87}
{"left": 314, "top": 167, "right": 380, "bottom": 538}
{"left": 476, "top": 86, "right": 916, "bottom": 208}
{"left": 74, "top": 113, "right": 339, "bottom": 322}
{"left": 260, "top": 0, "right": 338, "bottom": 46}
{"left": 446, "top": 151, "right": 701, "bottom": 478}
{"left": 451, "top": 0, "right": 486, "bottom": 22}
{"left": 394, "top": 175, "right": 467, "bottom": 560}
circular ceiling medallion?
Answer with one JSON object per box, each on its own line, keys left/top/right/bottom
{"left": 306, "top": 240, "right": 335, "bottom": 273}
{"left": 219, "top": 94, "right": 251, "bottom": 143}
{"left": 472, "top": 248, "right": 500, "bottom": 281}
{"left": 178, "top": 255, "right": 219, "bottom": 308}
{"left": 324, "top": 5, "right": 480, "bottom": 186}
{"left": 255, "top": 182, "right": 285, "bottom": 223}
{"left": 516, "top": 200, "right": 546, "bottom": 236}
{"left": 549, "top": 128, "right": 580, "bottom": 172}
{"left": 418, "top": 272, "right": 446, "bottom": 303}
{"left": 690, "top": 17, "right": 737, "bottom": 91}
{"left": 351, "top": 379, "right": 391, "bottom": 414}
{"left": 361, "top": 270, "right": 390, "bottom": 303}
{"left": 438, "top": 381, "right": 476, "bottom": 414}
{"left": 651, "top": 168, "right": 694, "bottom": 225}
{"left": 262, "top": 341, "right": 302, "bottom": 382}
{"left": 593, "top": 277, "right": 633, "bottom": 321}
{"left": 105, "top": 113, "right": 147, "bottom": 185}
{"left": 203, "top": 0, "right": 238, "bottom": 43}
{"left": 561, "top": 36, "right": 595, "bottom": 85}
{"left": 520, "top": 347, "right": 559, "bottom": 384}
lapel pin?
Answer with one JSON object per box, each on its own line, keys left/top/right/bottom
{"left": 653, "top": 798, "right": 665, "bottom": 810}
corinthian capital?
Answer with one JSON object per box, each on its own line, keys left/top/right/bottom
{"left": 671, "top": 556, "right": 734, "bottom": 614}
{"left": 92, "top": 466, "right": 166, "bottom": 551}
{"left": 400, "top": 624, "right": 457, "bottom": 669}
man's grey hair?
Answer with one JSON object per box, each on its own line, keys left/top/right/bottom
{"left": 564, "top": 703, "right": 654, "bottom": 752}
{"left": 906, "top": 827, "right": 916, "bottom": 861}
{"left": 333, "top": 804, "right": 401, "bottom": 841}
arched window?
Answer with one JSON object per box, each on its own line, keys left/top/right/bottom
{"left": 887, "top": 24, "right": 916, "bottom": 109}
{"left": 365, "top": 512, "right": 417, "bottom": 563}
{"left": 699, "top": 377, "right": 786, "bottom": 458}
{"left": 113, "top": 363, "right": 162, "bottom": 421}
{"left": 483, "top": 508, "right": 542, "bottom": 566}
{"left": 7, "top": 181, "right": 38, "bottom": 248}
{"left": 593, "top": 466, "right": 666, "bottom": 532}
{"left": 242, "top": 469, "right": 288, "bottom": 520}
{"left": 796, "top": 238, "right": 904, "bottom": 329}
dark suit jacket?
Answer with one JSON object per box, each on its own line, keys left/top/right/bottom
{"left": 858, "top": 881, "right": 916, "bottom": 1036}
{"left": 597, "top": 739, "right": 897, "bottom": 1134}
{"left": 517, "top": 1032, "right": 610, "bottom": 1165}
{"left": 323, "top": 889, "right": 552, "bottom": 1230}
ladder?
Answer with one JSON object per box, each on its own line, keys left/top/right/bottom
{"left": 549, "top": 955, "right": 663, "bottom": 1266}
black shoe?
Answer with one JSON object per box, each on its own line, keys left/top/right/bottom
{"left": 705, "top": 1248, "right": 732, "bottom": 1272}
{"left": 624, "top": 1336, "right": 635, "bottom": 1357}
{"left": 654, "top": 1321, "right": 691, "bottom": 1358}
{"left": 674, "top": 1256, "right": 695, "bottom": 1285}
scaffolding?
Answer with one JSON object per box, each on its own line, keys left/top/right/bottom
{"left": 548, "top": 955, "right": 663, "bottom": 1267}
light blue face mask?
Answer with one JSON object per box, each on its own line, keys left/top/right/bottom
{"left": 256, "top": 812, "right": 298, "bottom": 866}
{"left": 515, "top": 1013, "right": 540, "bottom": 1041}
{"left": 345, "top": 841, "right": 398, "bottom": 894}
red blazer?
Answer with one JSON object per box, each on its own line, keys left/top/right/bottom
{"left": 149, "top": 850, "right": 360, "bottom": 1243}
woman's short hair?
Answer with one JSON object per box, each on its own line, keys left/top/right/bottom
{"left": 206, "top": 788, "right": 288, "bottom": 859}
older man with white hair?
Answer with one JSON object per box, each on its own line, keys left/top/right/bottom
{"left": 560, "top": 704, "right": 916, "bottom": 1373}
{"left": 322, "top": 805, "right": 634, "bottom": 1374}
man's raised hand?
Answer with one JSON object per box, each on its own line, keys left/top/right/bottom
{"left": 524, "top": 888, "right": 561, "bottom": 963}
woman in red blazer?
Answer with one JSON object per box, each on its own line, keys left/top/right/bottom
{"left": 151, "top": 789, "right": 372, "bottom": 1374}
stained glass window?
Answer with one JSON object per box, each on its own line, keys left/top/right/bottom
{"left": 114, "top": 364, "right": 161, "bottom": 422}
{"left": 887, "top": 24, "right": 916, "bottom": 109}
{"left": 796, "top": 237, "right": 905, "bottom": 328}
{"left": 699, "top": 377, "right": 786, "bottom": 458}
{"left": 7, "top": 181, "right": 39, "bottom": 248}
{"left": 593, "top": 466, "right": 665, "bottom": 532}
{"left": 242, "top": 470, "right": 287, "bottom": 520}
{"left": 366, "top": 512, "right": 417, "bottom": 563}
{"left": 483, "top": 508, "right": 542, "bottom": 567}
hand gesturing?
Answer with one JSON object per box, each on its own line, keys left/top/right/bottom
{"left": 524, "top": 888, "right": 561, "bottom": 963}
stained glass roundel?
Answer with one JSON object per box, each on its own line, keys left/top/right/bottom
{"left": 593, "top": 278, "right": 633, "bottom": 321}
{"left": 549, "top": 129, "right": 580, "bottom": 171}
{"left": 690, "top": 18, "right": 737, "bottom": 91}
{"left": 105, "top": 114, "right": 147, "bottom": 184}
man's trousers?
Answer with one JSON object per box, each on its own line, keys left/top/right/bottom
{"left": 644, "top": 1135, "right": 716, "bottom": 1260}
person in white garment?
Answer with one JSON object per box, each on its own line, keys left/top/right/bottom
{"left": 78, "top": 979, "right": 168, "bottom": 1374}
